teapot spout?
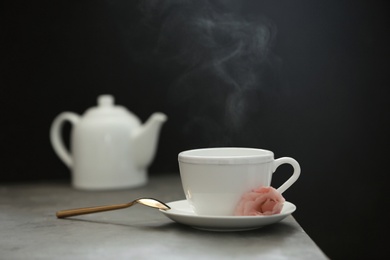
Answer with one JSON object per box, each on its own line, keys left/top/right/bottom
{"left": 132, "top": 112, "right": 167, "bottom": 169}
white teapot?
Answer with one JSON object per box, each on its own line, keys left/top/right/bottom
{"left": 50, "top": 95, "right": 167, "bottom": 190}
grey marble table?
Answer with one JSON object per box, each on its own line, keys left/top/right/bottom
{"left": 0, "top": 174, "right": 328, "bottom": 259}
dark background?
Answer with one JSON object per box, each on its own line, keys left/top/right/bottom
{"left": 2, "top": 1, "right": 389, "bottom": 259}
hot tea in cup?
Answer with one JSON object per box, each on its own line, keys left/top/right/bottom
{"left": 178, "top": 147, "right": 300, "bottom": 216}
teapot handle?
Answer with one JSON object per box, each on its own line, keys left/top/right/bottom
{"left": 50, "top": 112, "right": 80, "bottom": 168}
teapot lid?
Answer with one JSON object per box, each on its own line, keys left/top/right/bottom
{"left": 83, "top": 94, "right": 139, "bottom": 122}
{"left": 98, "top": 95, "right": 115, "bottom": 107}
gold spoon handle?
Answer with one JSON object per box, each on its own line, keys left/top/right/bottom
{"left": 56, "top": 202, "right": 134, "bottom": 218}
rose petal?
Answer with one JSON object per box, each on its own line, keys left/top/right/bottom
{"left": 234, "top": 186, "right": 285, "bottom": 216}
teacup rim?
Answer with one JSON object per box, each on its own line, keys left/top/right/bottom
{"left": 178, "top": 147, "right": 274, "bottom": 165}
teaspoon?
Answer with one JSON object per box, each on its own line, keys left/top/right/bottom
{"left": 56, "top": 198, "right": 170, "bottom": 218}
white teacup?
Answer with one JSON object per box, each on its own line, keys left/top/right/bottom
{"left": 178, "top": 147, "right": 301, "bottom": 216}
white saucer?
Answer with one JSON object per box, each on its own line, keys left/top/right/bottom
{"left": 160, "top": 200, "right": 296, "bottom": 231}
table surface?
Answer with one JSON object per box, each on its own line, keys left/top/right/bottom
{"left": 0, "top": 174, "right": 328, "bottom": 259}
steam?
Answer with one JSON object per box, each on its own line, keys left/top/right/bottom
{"left": 138, "top": 0, "right": 279, "bottom": 145}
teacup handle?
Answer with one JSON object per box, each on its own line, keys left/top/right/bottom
{"left": 273, "top": 157, "right": 301, "bottom": 194}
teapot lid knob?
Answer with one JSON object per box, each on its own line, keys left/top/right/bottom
{"left": 98, "top": 95, "right": 114, "bottom": 107}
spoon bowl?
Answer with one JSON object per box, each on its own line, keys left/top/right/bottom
{"left": 56, "top": 198, "right": 170, "bottom": 218}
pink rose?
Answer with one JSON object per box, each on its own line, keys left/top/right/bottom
{"left": 234, "top": 186, "right": 285, "bottom": 216}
